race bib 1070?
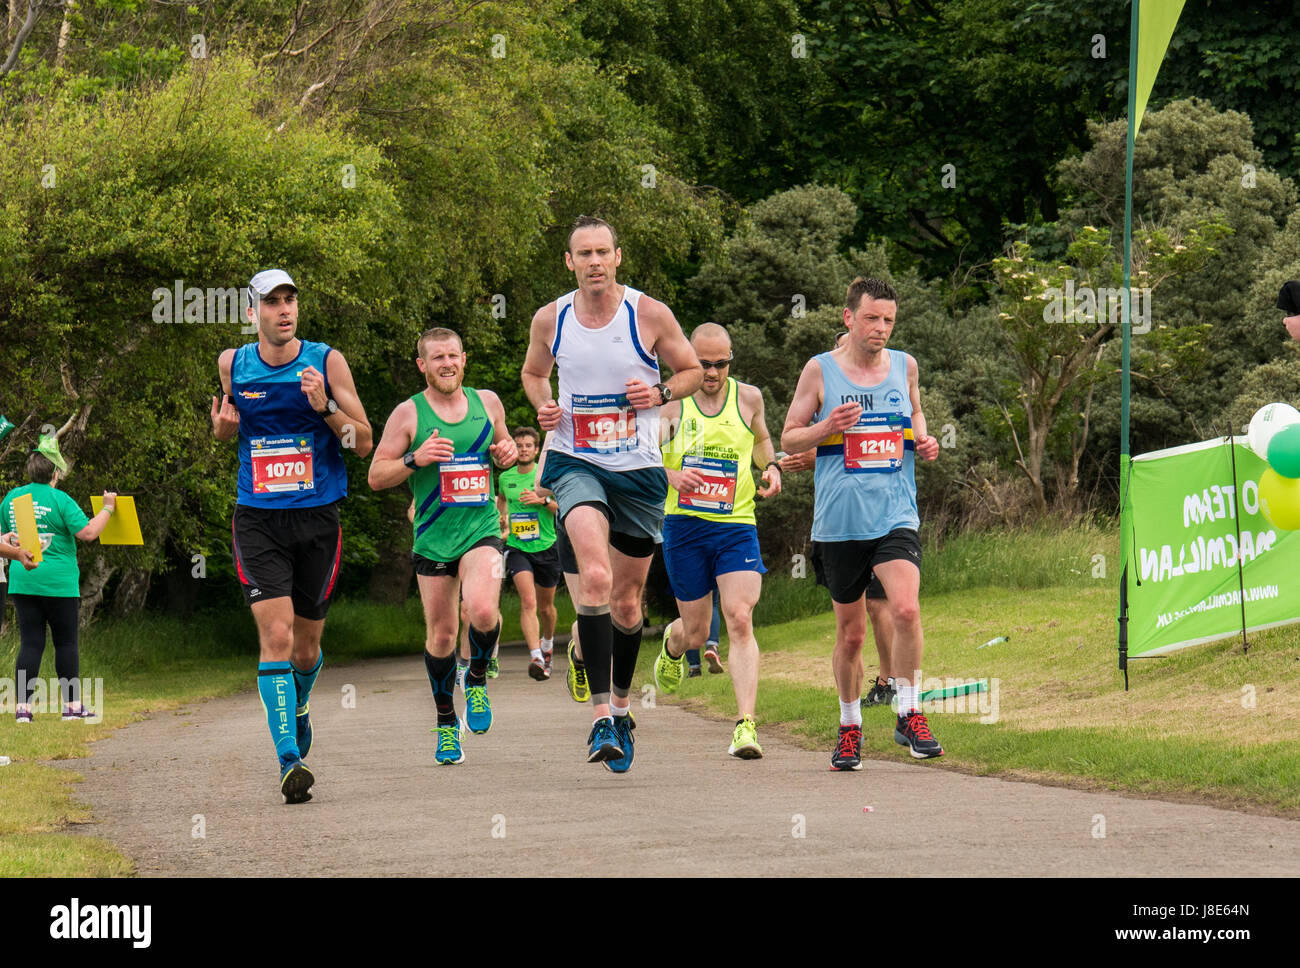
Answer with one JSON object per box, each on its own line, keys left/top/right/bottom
{"left": 250, "top": 435, "right": 315, "bottom": 493}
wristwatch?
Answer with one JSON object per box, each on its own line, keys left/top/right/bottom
{"left": 654, "top": 382, "right": 672, "bottom": 405}
{"left": 402, "top": 452, "right": 418, "bottom": 470}
{"left": 318, "top": 398, "right": 338, "bottom": 416}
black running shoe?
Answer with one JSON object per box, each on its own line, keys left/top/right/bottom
{"left": 863, "top": 678, "right": 896, "bottom": 708}
{"left": 895, "top": 711, "right": 944, "bottom": 759}
{"left": 830, "top": 724, "right": 863, "bottom": 771}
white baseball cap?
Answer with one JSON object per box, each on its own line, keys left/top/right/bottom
{"left": 248, "top": 269, "right": 298, "bottom": 298}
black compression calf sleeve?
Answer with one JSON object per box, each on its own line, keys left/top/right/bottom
{"left": 610, "top": 618, "right": 643, "bottom": 700}
{"left": 466, "top": 621, "right": 500, "bottom": 685}
{"left": 424, "top": 650, "right": 458, "bottom": 725}
{"left": 576, "top": 606, "right": 612, "bottom": 705}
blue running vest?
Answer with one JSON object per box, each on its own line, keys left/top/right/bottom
{"left": 232, "top": 340, "right": 347, "bottom": 508}
{"left": 811, "top": 349, "right": 919, "bottom": 541}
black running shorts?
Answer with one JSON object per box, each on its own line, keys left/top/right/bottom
{"left": 232, "top": 503, "right": 342, "bottom": 620}
{"left": 505, "top": 545, "right": 563, "bottom": 589}
{"left": 812, "top": 529, "right": 921, "bottom": 605}
{"left": 412, "top": 536, "right": 506, "bottom": 579}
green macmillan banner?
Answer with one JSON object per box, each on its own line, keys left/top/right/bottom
{"left": 1127, "top": 436, "right": 1300, "bottom": 657}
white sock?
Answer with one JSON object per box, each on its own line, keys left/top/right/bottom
{"left": 540, "top": 637, "right": 553, "bottom": 653}
{"left": 455, "top": 664, "right": 466, "bottom": 689}
{"left": 610, "top": 698, "right": 631, "bottom": 718}
{"left": 706, "top": 640, "right": 718, "bottom": 650}
{"left": 530, "top": 648, "right": 542, "bottom": 661}
{"left": 888, "top": 677, "right": 896, "bottom": 688}
{"left": 839, "top": 698, "right": 862, "bottom": 726}
{"left": 896, "top": 683, "right": 919, "bottom": 714}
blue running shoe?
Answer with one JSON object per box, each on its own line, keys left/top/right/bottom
{"left": 464, "top": 683, "right": 493, "bottom": 734}
{"left": 296, "top": 702, "right": 313, "bottom": 759}
{"left": 433, "top": 719, "right": 465, "bottom": 765}
{"left": 586, "top": 717, "right": 623, "bottom": 764}
{"left": 279, "top": 757, "right": 315, "bottom": 804}
{"left": 606, "top": 713, "right": 636, "bottom": 773}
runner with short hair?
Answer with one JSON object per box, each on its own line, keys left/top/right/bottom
{"left": 652, "top": 323, "right": 782, "bottom": 758}
{"left": 214, "top": 269, "right": 373, "bottom": 803}
{"left": 368, "top": 327, "right": 517, "bottom": 765}
{"left": 781, "top": 276, "right": 942, "bottom": 771}
{"left": 780, "top": 330, "right": 895, "bottom": 710}
{"left": 522, "top": 215, "right": 702, "bottom": 772}
{"left": 497, "top": 425, "right": 562, "bottom": 679}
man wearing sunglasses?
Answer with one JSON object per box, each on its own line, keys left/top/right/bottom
{"left": 653, "top": 323, "right": 782, "bottom": 758}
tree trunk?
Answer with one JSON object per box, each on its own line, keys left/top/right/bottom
{"left": 7, "top": 1, "right": 20, "bottom": 43}
{"left": 112, "top": 566, "right": 151, "bottom": 617}
{"left": 78, "top": 553, "right": 116, "bottom": 628}
{"left": 54, "top": 0, "right": 72, "bottom": 69}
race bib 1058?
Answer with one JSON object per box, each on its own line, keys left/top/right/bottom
{"left": 439, "top": 454, "right": 491, "bottom": 506}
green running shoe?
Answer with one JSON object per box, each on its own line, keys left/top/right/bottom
{"left": 465, "top": 683, "right": 493, "bottom": 733}
{"left": 653, "top": 626, "right": 686, "bottom": 695}
{"left": 567, "top": 638, "right": 590, "bottom": 703}
{"left": 433, "top": 719, "right": 464, "bottom": 764}
{"left": 728, "top": 716, "right": 763, "bottom": 759}
{"left": 486, "top": 656, "right": 500, "bottom": 679}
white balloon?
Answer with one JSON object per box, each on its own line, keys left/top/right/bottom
{"left": 1248, "top": 403, "right": 1300, "bottom": 458}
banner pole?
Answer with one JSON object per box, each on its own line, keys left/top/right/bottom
{"left": 1118, "top": 0, "right": 1140, "bottom": 685}
{"left": 1228, "top": 436, "right": 1249, "bottom": 653}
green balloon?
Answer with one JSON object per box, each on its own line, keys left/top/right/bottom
{"left": 1266, "top": 423, "right": 1300, "bottom": 478}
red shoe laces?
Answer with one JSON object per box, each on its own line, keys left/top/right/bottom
{"left": 907, "top": 714, "right": 933, "bottom": 741}
{"left": 837, "top": 726, "right": 860, "bottom": 756}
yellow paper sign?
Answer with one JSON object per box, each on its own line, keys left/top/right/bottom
{"left": 91, "top": 495, "right": 143, "bottom": 545}
{"left": 12, "top": 492, "right": 42, "bottom": 564}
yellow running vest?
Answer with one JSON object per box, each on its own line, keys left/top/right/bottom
{"left": 661, "top": 378, "right": 757, "bottom": 525}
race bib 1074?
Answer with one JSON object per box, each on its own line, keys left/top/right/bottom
{"left": 843, "top": 414, "right": 905, "bottom": 473}
{"left": 572, "top": 393, "right": 637, "bottom": 454}
{"left": 439, "top": 454, "right": 491, "bottom": 506}
{"left": 677, "top": 455, "right": 738, "bottom": 513}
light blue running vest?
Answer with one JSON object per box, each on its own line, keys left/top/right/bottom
{"left": 811, "top": 349, "right": 919, "bottom": 541}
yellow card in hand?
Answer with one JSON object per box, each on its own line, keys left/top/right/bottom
{"left": 91, "top": 495, "right": 143, "bottom": 545}
{"left": 12, "top": 492, "right": 42, "bottom": 564}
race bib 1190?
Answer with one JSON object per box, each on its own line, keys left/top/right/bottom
{"left": 572, "top": 393, "right": 637, "bottom": 454}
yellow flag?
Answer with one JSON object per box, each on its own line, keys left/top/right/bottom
{"left": 1133, "top": 0, "right": 1186, "bottom": 136}
{"left": 91, "top": 495, "right": 144, "bottom": 545}
{"left": 12, "top": 493, "right": 42, "bottom": 564}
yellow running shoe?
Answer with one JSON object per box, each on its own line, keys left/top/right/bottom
{"left": 728, "top": 716, "right": 763, "bottom": 759}
{"left": 567, "top": 623, "right": 590, "bottom": 703}
{"left": 653, "top": 625, "right": 686, "bottom": 695}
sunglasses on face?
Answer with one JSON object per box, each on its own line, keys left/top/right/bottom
{"left": 698, "top": 356, "right": 733, "bottom": 370}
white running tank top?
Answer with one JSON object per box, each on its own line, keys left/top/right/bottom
{"left": 549, "top": 286, "right": 663, "bottom": 471}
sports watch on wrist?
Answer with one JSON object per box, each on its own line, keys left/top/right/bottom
{"left": 654, "top": 382, "right": 672, "bottom": 405}
{"left": 318, "top": 398, "right": 338, "bottom": 416}
{"left": 403, "top": 452, "right": 418, "bottom": 470}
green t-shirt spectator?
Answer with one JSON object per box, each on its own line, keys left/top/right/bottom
{"left": 0, "top": 483, "right": 89, "bottom": 598}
